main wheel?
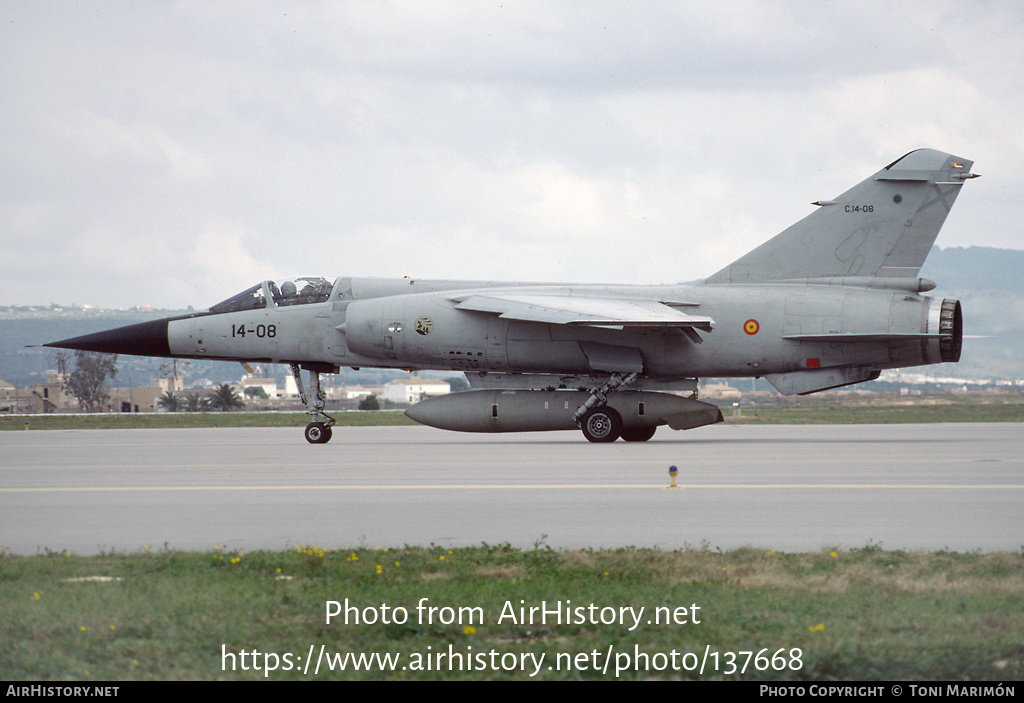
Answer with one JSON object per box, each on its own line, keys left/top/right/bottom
{"left": 304, "top": 422, "right": 329, "bottom": 444}
{"left": 621, "top": 426, "right": 657, "bottom": 442}
{"left": 580, "top": 406, "right": 623, "bottom": 443}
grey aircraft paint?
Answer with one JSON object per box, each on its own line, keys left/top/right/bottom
{"left": 45, "top": 149, "right": 975, "bottom": 443}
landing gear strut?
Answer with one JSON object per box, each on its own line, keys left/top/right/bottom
{"left": 291, "top": 363, "right": 337, "bottom": 444}
{"left": 572, "top": 372, "right": 638, "bottom": 443}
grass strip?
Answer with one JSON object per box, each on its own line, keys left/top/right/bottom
{"left": 0, "top": 411, "right": 418, "bottom": 431}
{"left": 2, "top": 545, "right": 1022, "bottom": 680}
{"left": 2, "top": 398, "right": 1023, "bottom": 431}
{"left": 724, "top": 400, "right": 1024, "bottom": 425}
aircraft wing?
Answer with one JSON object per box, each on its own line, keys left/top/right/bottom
{"left": 453, "top": 293, "right": 714, "bottom": 330}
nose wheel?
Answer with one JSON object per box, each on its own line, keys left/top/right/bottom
{"left": 305, "top": 422, "right": 333, "bottom": 444}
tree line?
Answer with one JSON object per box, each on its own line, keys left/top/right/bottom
{"left": 156, "top": 384, "right": 245, "bottom": 412}
{"left": 61, "top": 351, "right": 245, "bottom": 412}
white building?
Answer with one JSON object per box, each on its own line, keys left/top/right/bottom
{"left": 241, "top": 375, "right": 279, "bottom": 398}
{"left": 381, "top": 378, "right": 451, "bottom": 403}
{"left": 338, "top": 385, "right": 380, "bottom": 400}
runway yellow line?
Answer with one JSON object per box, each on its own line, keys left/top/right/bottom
{"left": 3, "top": 483, "right": 1023, "bottom": 493}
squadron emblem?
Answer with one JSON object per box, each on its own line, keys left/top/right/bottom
{"left": 415, "top": 316, "right": 434, "bottom": 335}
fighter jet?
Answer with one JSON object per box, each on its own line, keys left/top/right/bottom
{"left": 45, "top": 148, "right": 976, "bottom": 443}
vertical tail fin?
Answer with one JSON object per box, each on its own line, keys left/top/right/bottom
{"left": 705, "top": 149, "right": 977, "bottom": 285}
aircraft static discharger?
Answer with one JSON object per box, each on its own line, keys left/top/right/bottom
{"left": 46, "top": 149, "right": 976, "bottom": 443}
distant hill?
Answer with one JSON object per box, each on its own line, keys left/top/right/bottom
{"left": 0, "top": 309, "right": 219, "bottom": 389}
{"left": 2, "top": 247, "right": 1022, "bottom": 387}
{"left": 919, "top": 246, "right": 1024, "bottom": 381}
{"left": 920, "top": 246, "right": 1024, "bottom": 296}
{"left": 0, "top": 308, "right": 415, "bottom": 389}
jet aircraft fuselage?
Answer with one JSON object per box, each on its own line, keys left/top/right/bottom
{"left": 45, "top": 148, "right": 975, "bottom": 443}
{"left": 163, "top": 277, "right": 957, "bottom": 382}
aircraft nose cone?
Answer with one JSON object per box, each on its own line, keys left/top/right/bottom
{"left": 44, "top": 319, "right": 172, "bottom": 357}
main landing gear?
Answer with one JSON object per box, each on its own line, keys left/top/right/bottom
{"left": 621, "top": 425, "right": 657, "bottom": 442}
{"left": 579, "top": 405, "right": 623, "bottom": 443}
{"left": 572, "top": 372, "right": 656, "bottom": 443}
{"left": 291, "top": 363, "right": 337, "bottom": 444}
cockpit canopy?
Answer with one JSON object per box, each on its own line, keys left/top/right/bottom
{"left": 210, "top": 277, "right": 335, "bottom": 313}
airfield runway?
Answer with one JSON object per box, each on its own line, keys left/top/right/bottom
{"left": 1, "top": 423, "right": 1021, "bottom": 554}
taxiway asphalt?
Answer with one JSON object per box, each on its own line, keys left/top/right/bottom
{"left": 2, "top": 423, "right": 1021, "bottom": 554}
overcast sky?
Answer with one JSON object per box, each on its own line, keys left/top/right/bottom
{"left": 2, "top": 1, "right": 1021, "bottom": 310}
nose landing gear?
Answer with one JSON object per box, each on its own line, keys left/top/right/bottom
{"left": 291, "top": 363, "right": 338, "bottom": 444}
{"left": 304, "top": 421, "right": 333, "bottom": 444}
